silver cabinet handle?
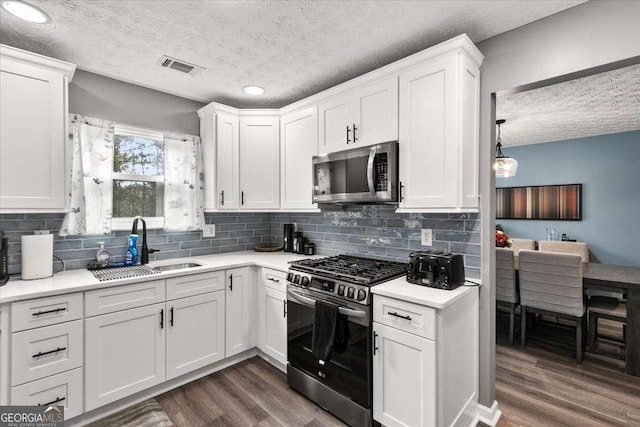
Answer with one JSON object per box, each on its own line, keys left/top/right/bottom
{"left": 286, "top": 290, "right": 366, "bottom": 318}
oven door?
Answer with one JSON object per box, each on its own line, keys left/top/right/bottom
{"left": 287, "top": 287, "right": 372, "bottom": 408}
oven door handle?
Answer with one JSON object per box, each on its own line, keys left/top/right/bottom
{"left": 287, "top": 290, "right": 367, "bottom": 318}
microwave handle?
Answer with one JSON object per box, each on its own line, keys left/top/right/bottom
{"left": 367, "top": 147, "right": 376, "bottom": 196}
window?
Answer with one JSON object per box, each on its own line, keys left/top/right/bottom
{"left": 111, "top": 125, "right": 165, "bottom": 230}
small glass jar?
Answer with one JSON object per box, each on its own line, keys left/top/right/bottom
{"left": 303, "top": 242, "right": 315, "bottom": 255}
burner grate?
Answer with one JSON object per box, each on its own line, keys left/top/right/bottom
{"left": 289, "top": 255, "right": 407, "bottom": 285}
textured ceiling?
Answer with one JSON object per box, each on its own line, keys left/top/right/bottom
{"left": 0, "top": 0, "right": 585, "bottom": 108}
{"left": 496, "top": 63, "right": 640, "bottom": 146}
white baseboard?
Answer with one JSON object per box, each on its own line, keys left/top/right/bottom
{"left": 475, "top": 400, "right": 502, "bottom": 426}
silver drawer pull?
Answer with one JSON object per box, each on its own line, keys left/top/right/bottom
{"left": 38, "top": 396, "right": 65, "bottom": 406}
{"left": 32, "top": 347, "right": 66, "bottom": 358}
{"left": 389, "top": 311, "right": 412, "bottom": 321}
{"left": 32, "top": 307, "right": 66, "bottom": 316}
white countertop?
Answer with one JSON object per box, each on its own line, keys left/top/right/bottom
{"left": 0, "top": 251, "right": 321, "bottom": 304}
{"left": 371, "top": 277, "right": 479, "bottom": 309}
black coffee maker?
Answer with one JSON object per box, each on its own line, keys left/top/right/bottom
{"left": 283, "top": 224, "right": 294, "bottom": 252}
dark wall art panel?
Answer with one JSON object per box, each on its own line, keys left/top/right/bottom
{"left": 497, "top": 184, "right": 582, "bottom": 220}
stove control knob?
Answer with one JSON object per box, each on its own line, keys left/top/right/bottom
{"left": 356, "top": 289, "right": 367, "bottom": 301}
{"left": 300, "top": 276, "right": 310, "bottom": 287}
{"left": 347, "top": 287, "right": 355, "bottom": 299}
{"left": 294, "top": 274, "right": 301, "bottom": 284}
{"left": 337, "top": 285, "right": 345, "bottom": 296}
{"left": 287, "top": 272, "right": 294, "bottom": 282}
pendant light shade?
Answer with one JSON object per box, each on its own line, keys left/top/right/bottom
{"left": 494, "top": 119, "right": 518, "bottom": 178}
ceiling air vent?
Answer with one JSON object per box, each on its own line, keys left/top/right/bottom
{"left": 157, "top": 55, "right": 205, "bottom": 76}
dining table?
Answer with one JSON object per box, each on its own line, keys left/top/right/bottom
{"left": 513, "top": 256, "right": 640, "bottom": 376}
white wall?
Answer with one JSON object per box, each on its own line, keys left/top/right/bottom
{"left": 476, "top": 0, "right": 640, "bottom": 408}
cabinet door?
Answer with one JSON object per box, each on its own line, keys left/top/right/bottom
{"left": 216, "top": 112, "right": 240, "bottom": 209}
{"left": 398, "top": 55, "right": 459, "bottom": 209}
{"left": 85, "top": 303, "right": 165, "bottom": 411}
{"left": 166, "top": 292, "right": 225, "bottom": 380}
{"left": 258, "top": 286, "right": 287, "bottom": 366}
{"left": 0, "top": 59, "right": 66, "bottom": 211}
{"left": 225, "top": 267, "right": 255, "bottom": 357}
{"left": 373, "top": 322, "right": 436, "bottom": 427}
{"left": 280, "top": 106, "right": 318, "bottom": 210}
{"left": 352, "top": 76, "right": 398, "bottom": 148}
{"left": 239, "top": 116, "right": 280, "bottom": 209}
{"left": 318, "top": 93, "right": 351, "bottom": 154}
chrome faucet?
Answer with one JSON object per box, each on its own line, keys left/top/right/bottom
{"left": 131, "top": 216, "right": 159, "bottom": 265}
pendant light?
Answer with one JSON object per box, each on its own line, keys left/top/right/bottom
{"left": 494, "top": 119, "right": 518, "bottom": 178}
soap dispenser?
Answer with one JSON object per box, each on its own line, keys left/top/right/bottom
{"left": 96, "top": 242, "right": 109, "bottom": 267}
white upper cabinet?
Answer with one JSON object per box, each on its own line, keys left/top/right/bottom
{"left": 0, "top": 45, "right": 75, "bottom": 212}
{"left": 318, "top": 76, "right": 398, "bottom": 154}
{"left": 240, "top": 116, "right": 280, "bottom": 209}
{"left": 280, "top": 106, "right": 318, "bottom": 210}
{"left": 397, "top": 42, "right": 481, "bottom": 212}
{"left": 216, "top": 111, "right": 241, "bottom": 210}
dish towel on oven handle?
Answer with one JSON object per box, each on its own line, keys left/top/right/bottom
{"left": 312, "top": 299, "right": 339, "bottom": 360}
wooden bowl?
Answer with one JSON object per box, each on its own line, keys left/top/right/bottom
{"left": 253, "top": 243, "right": 284, "bottom": 252}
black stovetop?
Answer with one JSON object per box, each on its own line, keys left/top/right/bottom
{"left": 289, "top": 255, "right": 407, "bottom": 286}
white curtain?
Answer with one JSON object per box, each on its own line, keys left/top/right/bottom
{"left": 163, "top": 133, "right": 205, "bottom": 231}
{"left": 59, "top": 115, "right": 114, "bottom": 236}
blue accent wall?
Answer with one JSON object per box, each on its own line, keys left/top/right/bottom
{"left": 497, "top": 130, "right": 640, "bottom": 267}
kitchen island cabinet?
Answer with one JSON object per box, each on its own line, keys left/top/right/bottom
{"left": 0, "top": 44, "right": 75, "bottom": 212}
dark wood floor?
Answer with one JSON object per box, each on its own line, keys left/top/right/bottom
{"left": 156, "top": 357, "right": 346, "bottom": 426}
{"left": 153, "top": 316, "right": 640, "bottom": 427}
{"left": 494, "top": 312, "right": 640, "bottom": 426}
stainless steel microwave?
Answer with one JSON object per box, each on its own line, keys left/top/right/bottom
{"left": 312, "top": 141, "right": 398, "bottom": 204}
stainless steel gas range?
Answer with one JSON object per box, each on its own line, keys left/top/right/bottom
{"left": 286, "top": 255, "right": 407, "bottom": 426}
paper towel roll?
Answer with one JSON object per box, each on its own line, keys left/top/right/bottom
{"left": 21, "top": 234, "right": 54, "bottom": 280}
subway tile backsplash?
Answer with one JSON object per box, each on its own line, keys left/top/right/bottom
{"left": 269, "top": 206, "right": 481, "bottom": 279}
{"left": 1, "top": 207, "right": 480, "bottom": 279}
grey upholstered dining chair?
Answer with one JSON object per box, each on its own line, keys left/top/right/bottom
{"left": 496, "top": 247, "right": 518, "bottom": 344}
{"left": 518, "top": 250, "right": 585, "bottom": 363}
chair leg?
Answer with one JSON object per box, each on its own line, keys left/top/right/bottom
{"left": 509, "top": 303, "right": 515, "bottom": 345}
{"left": 520, "top": 306, "right": 527, "bottom": 349}
{"left": 589, "top": 311, "right": 597, "bottom": 353}
{"left": 576, "top": 316, "right": 583, "bottom": 364}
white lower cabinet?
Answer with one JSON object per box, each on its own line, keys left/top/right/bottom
{"left": 373, "top": 323, "right": 436, "bottom": 427}
{"left": 373, "top": 290, "right": 478, "bottom": 427}
{"left": 166, "top": 292, "right": 225, "bottom": 379}
{"left": 11, "top": 368, "right": 83, "bottom": 419}
{"left": 225, "top": 267, "right": 255, "bottom": 357}
{"left": 85, "top": 303, "right": 166, "bottom": 411}
{"left": 257, "top": 268, "right": 287, "bottom": 366}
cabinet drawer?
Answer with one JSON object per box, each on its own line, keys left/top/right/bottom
{"left": 373, "top": 295, "right": 436, "bottom": 340}
{"left": 262, "top": 268, "right": 287, "bottom": 292}
{"left": 85, "top": 280, "right": 165, "bottom": 317}
{"left": 11, "top": 320, "right": 83, "bottom": 386}
{"left": 166, "top": 271, "right": 225, "bottom": 300}
{"left": 11, "top": 367, "right": 83, "bottom": 419}
{"left": 11, "top": 293, "right": 83, "bottom": 332}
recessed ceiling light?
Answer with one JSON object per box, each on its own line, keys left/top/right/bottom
{"left": 2, "top": 1, "right": 49, "bottom": 23}
{"left": 243, "top": 85, "right": 265, "bottom": 96}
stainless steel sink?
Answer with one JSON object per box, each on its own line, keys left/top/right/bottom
{"left": 153, "top": 262, "right": 202, "bottom": 272}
